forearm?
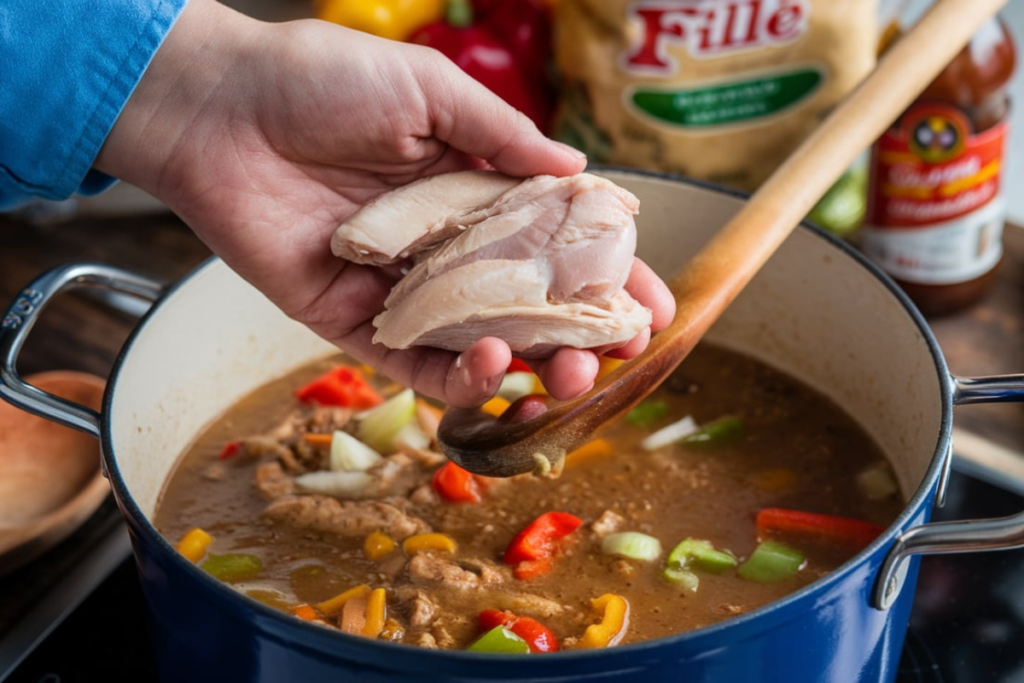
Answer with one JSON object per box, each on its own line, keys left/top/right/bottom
{"left": 94, "top": 0, "right": 262, "bottom": 199}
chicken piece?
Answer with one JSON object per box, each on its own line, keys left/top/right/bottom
{"left": 330, "top": 170, "right": 520, "bottom": 265}
{"left": 331, "top": 172, "right": 652, "bottom": 358}
{"left": 262, "top": 496, "right": 429, "bottom": 539}
{"left": 254, "top": 461, "right": 295, "bottom": 501}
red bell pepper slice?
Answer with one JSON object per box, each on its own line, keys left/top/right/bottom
{"left": 432, "top": 461, "right": 483, "bottom": 503}
{"left": 755, "top": 508, "right": 885, "bottom": 552}
{"left": 479, "top": 609, "right": 559, "bottom": 653}
{"left": 294, "top": 366, "right": 383, "bottom": 409}
{"left": 218, "top": 441, "right": 241, "bottom": 460}
{"left": 506, "top": 358, "right": 533, "bottom": 374}
{"left": 503, "top": 511, "right": 582, "bottom": 575}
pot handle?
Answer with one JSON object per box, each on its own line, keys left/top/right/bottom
{"left": 0, "top": 263, "right": 164, "bottom": 438}
{"left": 872, "top": 372, "right": 1024, "bottom": 610}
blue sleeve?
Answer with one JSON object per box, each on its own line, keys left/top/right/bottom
{"left": 0, "top": 0, "right": 189, "bottom": 210}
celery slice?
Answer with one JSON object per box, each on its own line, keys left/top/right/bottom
{"left": 666, "top": 538, "right": 737, "bottom": 574}
{"left": 601, "top": 532, "right": 663, "bottom": 562}
{"left": 625, "top": 399, "right": 669, "bottom": 427}
{"left": 201, "top": 553, "right": 263, "bottom": 582}
{"left": 738, "top": 541, "right": 805, "bottom": 582}
{"left": 641, "top": 415, "right": 698, "bottom": 451}
{"left": 357, "top": 388, "right": 416, "bottom": 454}
{"left": 680, "top": 416, "right": 744, "bottom": 448}
{"left": 330, "top": 430, "right": 383, "bottom": 471}
{"left": 662, "top": 566, "right": 699, "bottom": 592}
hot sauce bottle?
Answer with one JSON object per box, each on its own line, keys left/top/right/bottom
{"left": 861, "top": 16, "right": 1016, "bottom": 316}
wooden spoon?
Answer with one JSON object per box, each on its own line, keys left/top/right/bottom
{"left": 438, "top": 0, "right": 1007, "bottom": 477}
{"left": 0, "top": 371, "right": 109, "bottom": 577}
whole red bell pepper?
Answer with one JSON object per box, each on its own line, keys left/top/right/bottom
{"left": 473, "top": 0, "right": 553, "bottom": 88}
{"left": 409, "top": 0, "right": 553, "bottom": 132}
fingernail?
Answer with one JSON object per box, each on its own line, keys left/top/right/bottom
{"left": 552, "top": 140, "right": 587, "bottom": 161}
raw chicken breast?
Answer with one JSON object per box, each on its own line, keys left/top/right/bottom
{"left": 331, "top": 171, "right": 652, "bottom": 358}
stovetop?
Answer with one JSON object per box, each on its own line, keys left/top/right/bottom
{"left": 2, "top": 464, "right": 1023, "bottom": 683}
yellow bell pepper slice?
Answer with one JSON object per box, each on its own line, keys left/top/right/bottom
{"left": 565, "top": 438, "right": 612, "bottom": 466}
{"left": 364, "top": 530, "right": 397, "bottom": 560}
{"left": 481, "top": 396, "right": 511, "bottom": 417}
{"left": 316, "top": 0, "right": 445, "bottom": 42}
{"left": 314, "top": 584, "right": 372, "bottom": 617}
{"left": 363, "top": 588, "right": 388, "bottom": 638}
{"left": 176, "top": 528, "right": 213, "bottom": 563}
{"left": 402, "top": 532, "right": 458, "bottom": 555}
{"left": 578, "top": 594, "right": 630, "bottom": 649}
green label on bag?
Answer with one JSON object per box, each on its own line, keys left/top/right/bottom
{"left": 630, "top": 68, "right": 823, "bottom": 128}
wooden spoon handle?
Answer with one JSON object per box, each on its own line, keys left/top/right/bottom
{"left": 439, "top": 0, "right": 1008, "bottom": 478}
{"left": 672, "top": 0, "right": 1008, "bottom": 327}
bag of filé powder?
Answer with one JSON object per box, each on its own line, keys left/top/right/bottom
{"left": 553, "top": 0, "right": 878, "bottom": 200}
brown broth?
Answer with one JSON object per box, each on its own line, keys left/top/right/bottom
{"left": 154, "top": 344, "right": 902, "bottom": 649}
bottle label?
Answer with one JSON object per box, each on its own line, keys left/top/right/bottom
{"left": 862, "top": 102, "right": 1008, "bottom": 285}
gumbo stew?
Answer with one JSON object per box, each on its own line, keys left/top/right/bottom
{"left": 155, "top": 344, "right": 902, "bottom": 652}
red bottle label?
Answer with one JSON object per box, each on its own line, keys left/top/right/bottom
{"left": 862, "top": 102, "right": 1008, "bottom": 285}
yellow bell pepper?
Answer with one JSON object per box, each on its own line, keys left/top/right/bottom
{"left": 565, "top": 438, "right": 612, "bottom": 467}
{"left": 578, "top": 594, "right": 630, "bottom": 649}
{"left": 175, "top": 528, "right": 214, "bottom": 563}
{"left": 402, "top": 532, "right": 458, "bottom": 555}
{"left": 364, "top": 531, "right": 397, "bottom": 560}
{"left": 314, "top": 583, "right": 371, "bottom": 617}
{"left": 481, "top": 396, "right": 511, "bottom": 417}
{"left": 363, "top": 588, "right": 388, "bottom": 638}
{"left": 316, "top": 0, "right": 445, "bottom": 42}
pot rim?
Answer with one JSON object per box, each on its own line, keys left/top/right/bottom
{"left": 99, "top": 167, "right": 954, "bottom": 663}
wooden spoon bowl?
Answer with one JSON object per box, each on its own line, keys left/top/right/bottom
{"left": 0, "top": 371, "right": 108, "bottom": 577}
{"left": 438, "top": 0, "right": 1007, "bottom": 477}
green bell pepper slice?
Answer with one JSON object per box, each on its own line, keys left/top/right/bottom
{"left": 467, "top": 625, "right": 531, "bottom": 654}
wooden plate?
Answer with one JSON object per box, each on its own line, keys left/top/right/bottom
{"left": 0, "top": 371, "right": 109, "bottom": 577}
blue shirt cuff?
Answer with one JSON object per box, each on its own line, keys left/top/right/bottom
{"left": 0, "top": 0, "right": 189, "bottom": 210}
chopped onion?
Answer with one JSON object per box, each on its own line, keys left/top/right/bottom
{"left": 329, "top": 430, "right": 383, "bottom": 472}
{"left": 496, "top": 372, "right": 536, "bottom": 402}
{"left": 295, "top": 470, "right": 374, "bottom": 498}
{"left": 857, "top": 463, "right": 899, "bottom": 500}
{"left": 357, "top": 388, "right": 416, "bottom": 453}
{"left": 393, "top": 422, "right": 432, "bottom": 451}
{"left": 601, "top": 531, "right": 663, "bottom": 562}
{"left": 641, "top": 415, "right": 698, "bottom": 451}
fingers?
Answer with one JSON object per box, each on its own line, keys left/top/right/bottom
{"left": 534, "top": 348, "right": 600, "bottom": 401}
{"left": 423, "top": 55, "right": 587, "bottom": 179}
{"left": 625, "top": 258, "right": 676, "bottom": 331}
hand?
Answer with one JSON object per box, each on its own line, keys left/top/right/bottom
{"left": 95, "top": 0, "right": 675, "bottom": 407}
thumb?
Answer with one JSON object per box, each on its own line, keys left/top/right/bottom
{"left": 426, "top": 57, "right": 587, "bottom": 178}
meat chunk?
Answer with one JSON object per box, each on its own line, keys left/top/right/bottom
{"left": 331, "top": 170, "right": 519, "bottom": 265}
{"left": 408, "top": 554, "right": 490, "bottom": 591}
{"left": 395, "top": 587, "right": 440, "bottom": 628}
{"left": 263, "top": 496, "right": 429, "bottom": 539}
{"left": 366, "top": 453, "right": 426, "bottom": 499}
{"left": 591, "top": 509, "right": 625, "bottom": 538}
{"left": 254, "top": 461, "right": 295, "bottom": 501}
{"left": 331, "top": 172, "right": 651, "bottom": 358}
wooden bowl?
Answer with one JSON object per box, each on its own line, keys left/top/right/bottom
{"left": 0, "top": 371, "right": 109, "bottom": 577}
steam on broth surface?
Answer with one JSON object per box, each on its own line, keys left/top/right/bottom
{"left": 155, "top": 343, "right": 901, "bottom": 651}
